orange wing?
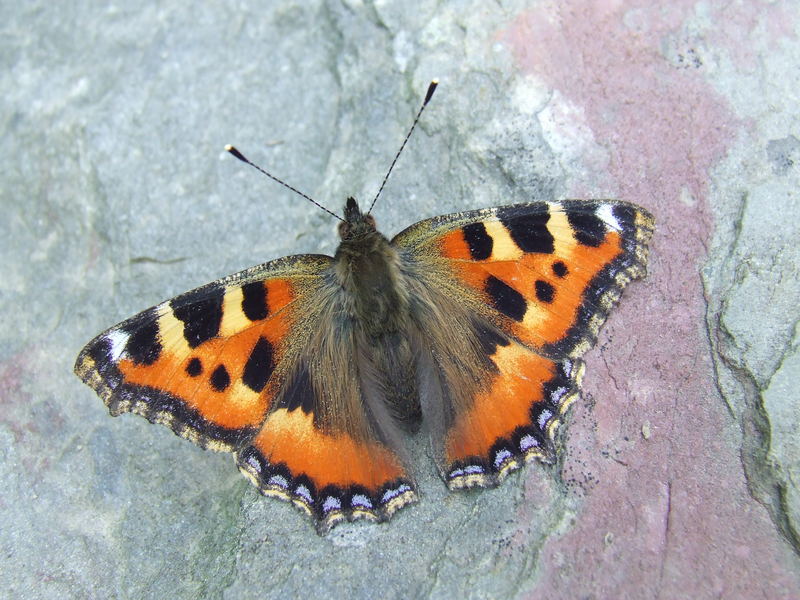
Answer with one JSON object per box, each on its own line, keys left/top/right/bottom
{"left": 75, "top": 253, "right": 415, "bottom": 532}
{"left": 394, "top": 200, "right": 654, "bottom": 488}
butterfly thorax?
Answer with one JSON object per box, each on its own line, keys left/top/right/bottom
{"left": 334, "top": 198, "right": 410, "bottom": 338}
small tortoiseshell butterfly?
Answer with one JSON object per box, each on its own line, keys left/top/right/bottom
{"left": 75, "top": 82, "right": 654, "bottom": 533}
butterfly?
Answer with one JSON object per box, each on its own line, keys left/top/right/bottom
{"left": 74, "top": 82, "right": 654, "bottom": 533}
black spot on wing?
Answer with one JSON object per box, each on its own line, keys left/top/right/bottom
{"left": 83, "top": 336, "right": 123, "bottom": 389}
{"left": 242, "top": 336, "right": 274, "bottom": 393}
{"left": 485, "top": 276, "right": 527, "bottom": 322}
{"left": 241, "top": 281, "right": 269, "bottom": 321}
{"left": 566, "top": 208, "right": 606, "bottom": 247}
{"left": 497, "top": 206, "right": 554, "bottom": 254}
{"left": 552, "top": 261, "right": 568, "bottom": 278}
{"left": 170, "top": 284, "right": 224, "bottom": 348}
{"left": 462, "top": 222, "right": 493, "bottom": 260}
{"left": 279, "top": 362, "right": 314, "bottom": 414}
{"left": 121, "top": 308, "right": 162, "bottom": 366}
{"left": 210, "top": 364, "right": 230, "bottom": 392}
{"left": 186, "top": 357, "right": 202, "bottom": 377}
{"left": 87, "top": 336, "right": 113, "bottom": 365}
{"left": 472, "top": 319, "right": 511, "bottom": 357}
{"left": 611, "top": 203, "right": 638, "bottom": 231}
{"left": 535, "top": 280, "right": 555, "bottom": 303}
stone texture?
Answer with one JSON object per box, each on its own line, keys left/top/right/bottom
{"left": 1, "top": 1, "right": 798, "bottom": 598}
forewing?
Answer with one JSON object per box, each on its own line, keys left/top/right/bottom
{"left": 75, "top": 255, "right": 330, "bottom": 451}
{"left": 395, "top": 200, "right": 653, "bottom": 357}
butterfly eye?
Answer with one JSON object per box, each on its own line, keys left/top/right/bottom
{"left": 338, "top": 221, "right": 351, "bottom": 238}
{"left": 365, "top": 215, "right": 376, "bottom": 229}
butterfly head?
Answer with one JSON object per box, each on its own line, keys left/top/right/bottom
{"left": 338, "top": 197, "right": 378, "bottom": 242}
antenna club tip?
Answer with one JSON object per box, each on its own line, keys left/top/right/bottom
{"left": 225, "top": 145, "right": 247, "bottom": 162}
{"left": 424, "top": 80, "right": 438, "bottom": 104}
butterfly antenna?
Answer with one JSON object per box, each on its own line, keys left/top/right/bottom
{"left": 367, "top": 80, "right": 438, "bottom": 215}
{"left": 225, "top": 145, "right": 344, "bottom": 222}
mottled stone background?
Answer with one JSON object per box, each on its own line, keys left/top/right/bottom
{"left": 2, "top": 1, "right": 798, "bottom": 598}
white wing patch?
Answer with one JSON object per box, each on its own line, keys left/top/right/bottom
{"left": 105, "top": 329, "right": 130, "bottom": 361}
{"left": 596, "top": 204, "right": 622, "bottom": 231}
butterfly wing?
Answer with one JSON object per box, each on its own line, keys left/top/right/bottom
{"left": 393, "top": 200, "right": 654, "bottom": 488}
{"left": 75, "top": 253, "right": 415, "bottom": 532}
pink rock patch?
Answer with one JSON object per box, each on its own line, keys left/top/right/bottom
{"left": 499, "top": 2, "right": 800, "bottom": 598}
